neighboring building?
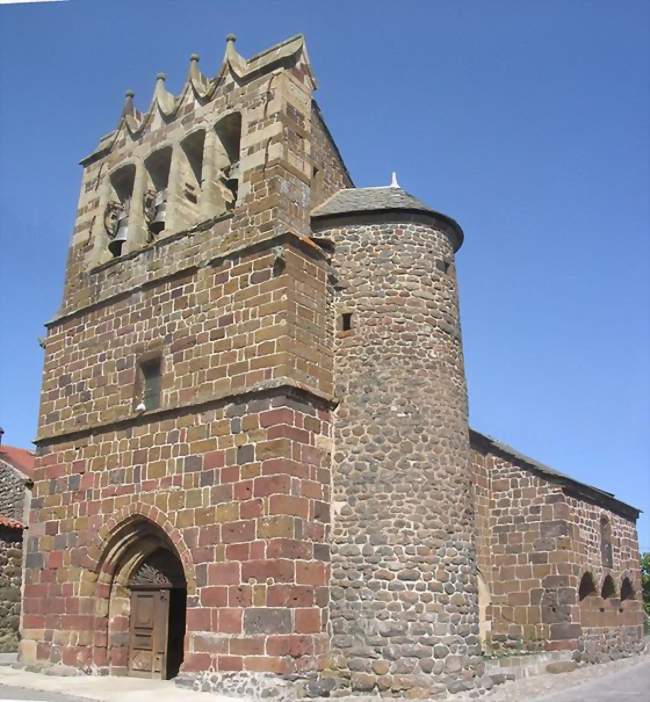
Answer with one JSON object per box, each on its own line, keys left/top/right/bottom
{"left": 20, "top": 34, "right": 644, "bottom": 696}
{"left": 0, "top": 436, "right": 34, "bottom": 652}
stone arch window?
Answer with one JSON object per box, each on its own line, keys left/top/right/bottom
{"left": 578, "top": 572, "right": 597, "bottom": 600}
{"left": 144, "top": 147, "right": 172, "bottom": 237}
{"left": 175, "top": 129, "right": 206, "bottom": 227}
{"left": 601, "top": 574, "right": 616, "bottom": 599}
{"left": 600, "top": 516, "right": 613, "bottom": 568}
{"left": 105, "top": 163, "right": 136, "bottom": 257}
{"left": 214, "top": 112, "right": 242, "bottom": 209}
{"left": 620, "top": 577, "right": 635, "bottom": 601}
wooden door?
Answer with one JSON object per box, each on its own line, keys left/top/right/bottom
{"left": 127, "top": 589, "right": 170, "bottom": 678}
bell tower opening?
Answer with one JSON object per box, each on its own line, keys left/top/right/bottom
{"left": 144, "top": 147, "right": 172, "bottom": 237}
{"left": 106, "top": 164, "right": 136, "bottom": 257}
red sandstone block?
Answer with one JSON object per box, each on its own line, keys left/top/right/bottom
{"left": 217, "top": 608, "right": 243, "bottom": 634}
{"left": 186, "top": 609, "right": 208, "bottom": 630}
{"left": 242, "top": 559, "right": 294, "bottom": 583}
{"left": 266, "top": 634, "right": 314, "bottom": 657}
{"left": 266, "top": 538, "right": 312, "bottom": 560}
{"left": 254, "top": 474, "right": 291, "bottom": 497}
{"left": 241, "top": 499, "right": 263, "bottom": 519}
{"left": 267, "top": 585, "right": 314, "bottom": 608}
{"left": 230, "top": 638, "right": 265, "bottom": 656}
{"left": 208, "top": 562, "right": 240, "bottom": 585}
{"left": 183, "top": 653, "right": 212, "bottom": 672}
{"left": 217, "top": 655, "right": 243, "bottom": 671}
{"left": 201, "top": 586, "right": 228, "bottom": 607}
{"left": 229, "top": 586, "right": 252, "bottom": 607}
{"left": 267, "top": 425, "right": 311, "bottom": 443}
{"left": 226, "top": 543, "right": 250, "bottom": 561}
{"left": 198, "top": 525, "right": 221, "bottom": 547}
{"left": 260, "top": 409, "right": 294, "bottom": 427}
{"left": 296, "top": 561, "right": 327, "bottom": 586}
{"left": 250, "top": 541, "right": 265, "bottom": 559}
{"left": 244, "top": 655, "right": 291, "bottom": 674}
{"left": 295, "top": 608, "right": 321, "bottom": 633}
{"left": 205, "top": 450, "right": 225, "bottom": 469}
{"left": 269, "top": 494, "right": 309, "bottom": 518}
{"left": 222, "top": 466, "right": 240, "bottom": 483}
{"left": 234, "top": 480, "right": 253, "bottom": 500}
{"left": 222, "top": 520, "right": 255, "bottom": 544}
{"left": 262, "top": 458, "right": 309, "bottom": 479}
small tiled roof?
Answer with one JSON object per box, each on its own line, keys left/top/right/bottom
{"left": 0, "top": 514, "right": 23, "bottom": 529}
{"left": 311, "top": 186, "right": 435, "bottom": 218}
{"left": 0, "top": 445, "right": 35, "bottom": 478}
{"left": 469, "top": 429, "right": 640, "bottom": 519}
{"left": 310, "top": 186, "right": 464, "bottom": 250}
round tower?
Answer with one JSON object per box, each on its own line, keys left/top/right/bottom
{"left": 312, "top": 182, "right": 481, "bottom": 695}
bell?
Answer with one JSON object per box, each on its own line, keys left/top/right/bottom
{"left": 108, "top": 215, "right": 128, "bottom": 257}
{"left": 228, "top": 160, "right": 240, "bottom": 180}
{"left": 149, "top": 189, "right": 167, "bottom": 235}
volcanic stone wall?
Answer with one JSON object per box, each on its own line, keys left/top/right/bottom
{"left": 470, "top": 436, "right": 644, "bottom": 660}
{"left": 0, "top": 460, "right": 26, "bottom": 522}
{"left": 0, "top": 526, "right": 22, "bottom": 652}
{"left": 317, "top": 213, "right": 482, "bottom": 697}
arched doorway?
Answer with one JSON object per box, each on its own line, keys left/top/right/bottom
{"left": 95, "top": 516, "right": 188, "bottom": 679}
{"left": 127, "top": 548, "right": 187, "bottom": 679}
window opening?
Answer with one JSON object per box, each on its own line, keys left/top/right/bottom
{"left": 144, "top": 147, "right": 172, "bottom": 237}
{"left": 214, "top": 113, "right": 241, "bottom": 211}
{"left": 578, "top": 572, "right": 596, "bottom": 601}
{"left": 341, "top": 312, "right": 353, "bottom": 331}
{"left": 105, "top": 164, "right": 136, "bottom": 257}
{"left": 139, "top": 357, "right": 162, "bottom": 411}
{"left": 620, "top": 577, "right": 635, "bottom": 601}
{"left": 601, "top": 574, "right": 616, "bottom": 599}
{"left": 600, "top": 516, "right": 613, "bottom": 569}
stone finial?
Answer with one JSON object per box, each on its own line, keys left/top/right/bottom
{"left": 390, "top": 172, "right": 400, "bottom": 188}
{"left": 190, "top": 53, "right": 200, "bottom": 63}
{"left": 123, "top": 90, "right": 136, "bottom": 116}
{"left": 224, "top": 32, "right": 244, "bottom": 69}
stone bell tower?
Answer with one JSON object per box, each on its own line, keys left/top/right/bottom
{"left": 311, "top": 182, "right": 482, "bottom": 696}
{"left": 22, "top": 34, "right": 352, "bottom": 686}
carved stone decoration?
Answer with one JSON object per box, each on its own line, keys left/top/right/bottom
{"left": 130, "top": 561, "right": 173, "bottom": 588}
{"left": 143, "top": 189, "right": 157, "bottom": 228}
{"left": 103, "top": 201, "right": 123, "bottom": 239}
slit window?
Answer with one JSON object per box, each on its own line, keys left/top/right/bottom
{"left": 578, "top": 572, "right": 596, "bottom": 600}
{"left": 341, "top": 312, "right": 353, "bottom": 332}
{"left": 139, "top": 357, "right": 162, "bottom": 411}
{"left": 601, "top": 575, "right": 616, "bottom": 599}
{"left": 600, "top": 516, "right": 613, "bottom": 569}
{"left": 620, "top": 577, "right": 635, "bottom": 601}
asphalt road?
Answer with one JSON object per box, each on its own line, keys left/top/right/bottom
{"left": 0, "top": 686, "right": 91, "bottom": 702}
{"left": 530, "top": 659, "right": 650, "bottom": 702}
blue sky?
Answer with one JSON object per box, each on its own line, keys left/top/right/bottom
{"left": 0, "top": 1, "right": 648, "bottom": 549}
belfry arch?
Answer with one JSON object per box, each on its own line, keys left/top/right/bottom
{"left": 92, "top": 515, "right": 188, "bottom": 679}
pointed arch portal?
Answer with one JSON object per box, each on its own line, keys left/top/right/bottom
{"left": 96, "top": 516, "right": 187, "bottom": 679}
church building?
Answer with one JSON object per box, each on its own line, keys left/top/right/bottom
{"left": 21, "top": 34, "right": 644, "bottom": 697}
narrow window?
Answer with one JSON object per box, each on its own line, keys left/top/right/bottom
{"left": 601, "top": 574, "right": 616, "bottom": 599}
{"left": 139, "top": 357, "right": 162, "bottom": 411}
{"left": 620, "top": 577, "right": 635, "bottom": 601}
{"left": 214, "top": 112, "right": 242, "bottom": 211}
{"left": 341, "top": 312, "right": 353, "bottom": 332}
{"left": 578, "top": 572, "right": 596, "bottom": 601}
{"left": 600, "top": 516, "right": 613, "bottom": 569}
{"left": 144, "top": 147, "right": 172, "bottom": 237}
{"left": 106, "top": 164, "right": 136, "bottom": 257}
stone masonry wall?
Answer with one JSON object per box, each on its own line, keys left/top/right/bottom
{"left": 23, "top": 36, "right": 351, "bottom": 676}
{"left": 317, "top": 214, "right": 482, "bottom": 697}
{"left": 23, "top": 389, "right": 333, "bottom": 675}
{"left": 471, "top": 436, "right": 644, "bottom": 661}
{"left": 0, "top": 527, "right": 23, "bottom": 652}
{"left": 565, "top": 494, "right": 644, "bottom": 663}
{"left": 0, "top": 459, "right": 27, "bottom": 522}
